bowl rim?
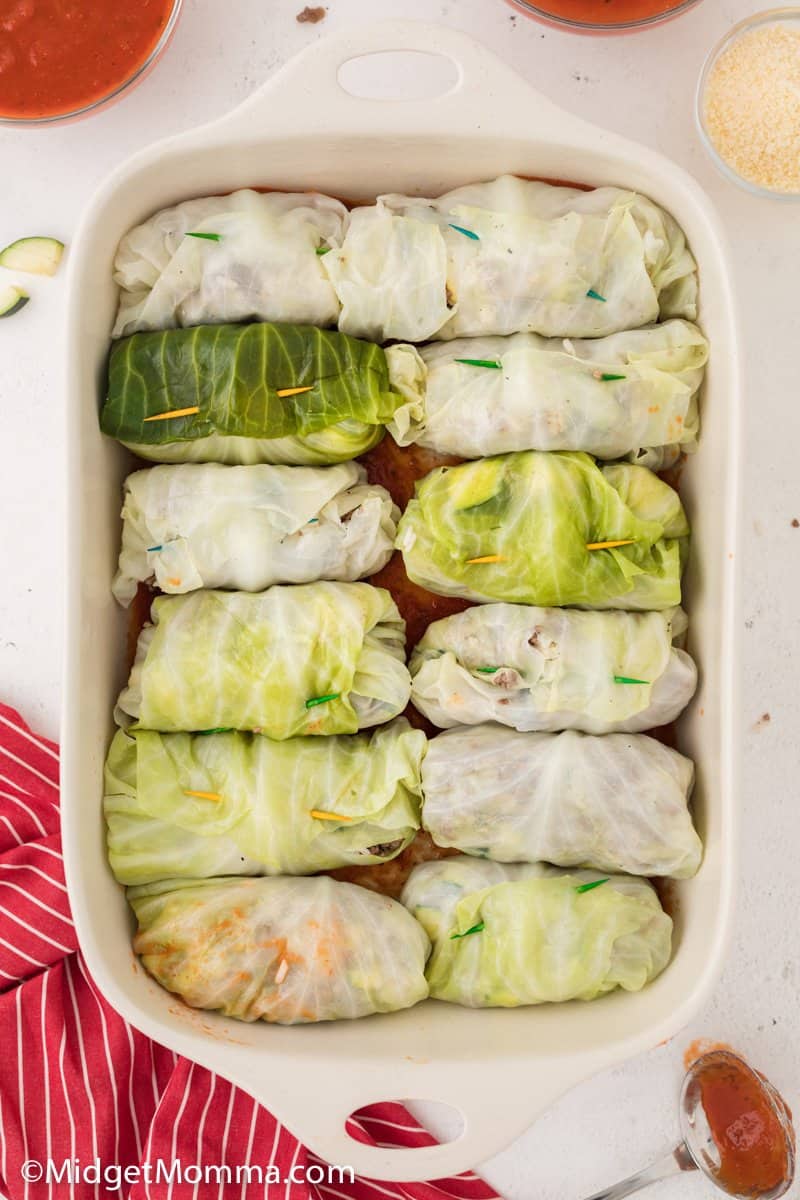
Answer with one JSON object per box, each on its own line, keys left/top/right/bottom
{"left": 506, "top": 0, "right": 703, "bottom": 32}
{"left": 0, "top": 0, "right": 184, "bottom": 128}
{"left": 695, "top": 6, "right": 800, "bottom": 201}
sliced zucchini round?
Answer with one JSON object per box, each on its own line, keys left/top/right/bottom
{"left": 0, "top": 284, "right": 29, "bottom": 318}
{"left": 0, "top": 236, "right": 64, "bottom": 276}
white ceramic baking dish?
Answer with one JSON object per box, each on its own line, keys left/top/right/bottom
{"left": 62, "top": 22, "right": 741, "bottom": 1182}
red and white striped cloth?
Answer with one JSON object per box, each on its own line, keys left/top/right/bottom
{"left": 0, "top": 703, "right": 501, "bottom": 1200}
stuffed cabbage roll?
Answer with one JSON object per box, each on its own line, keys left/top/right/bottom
{"left": 387, "top": 320, "right": 707, "bottom": 466}
{"left": 116, "top": 583, "right": 411, "bottom": 736}
{"left": 410, "top": 604, "right": 696, "bottom": 733}
{"left": 105, "top": 720, "right": 425, "bottom": 885}
{"left": 325, "top": 175, "right": 697, "bottom": 342}
{"left": 422, "top": 726, "right": 701, "bottom": 878}
{"left": 397, "top": 452, "right": 689, "bottom": 610}
{"left": 112, "top": 461, "right": 398, "bottom": 606}
{"left": 112, "top": 189, "right": 346, "bottom": 338}
{"left": 130, "top": 875, "right": 430, "bottom": 1024}
{"left": 100, "top": 323, "right": 402, "bottom": 466}
{"left": 401, "top": 857, "right": 672, "bottom": 1007}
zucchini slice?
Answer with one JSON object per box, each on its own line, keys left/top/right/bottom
{"left": 0, "top": 237, "right": 64, "bottom": 276}
{"left": 0, "top": 284, "right": 29, "bottom": 318}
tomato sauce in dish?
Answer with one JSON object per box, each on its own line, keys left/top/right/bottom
{"left": 0, "top": 0, "right": 175, "bottom": 120}
{"left": 695, "top": 1052, "right": 794, "bottom": 1197}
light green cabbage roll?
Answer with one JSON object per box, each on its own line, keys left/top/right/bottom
{"left": 422, "top": 726, "right": 701, "bottom": 878}
{"left": 387, "top": 320, "right": 707, "bottom": 466}
{"left": 113, "top": 462, "right": 398, "bottom": 606}
{"left": 401, "top": 857, "right": 672, "bottom": 1007}
{"left": 410, "top": 604, "right": 696, "bottom": 733}
{"left": 105, "top": 721, "right": 425, "bottom": 885}
{"left": 130, "top": 875, "right": 430, "bottom": 1024}
{"left": 324, "top": 176, "right": 697, "bottom": 342}
{"left": 101, "top": 323, "right": 401, "bottom": 466}
{"left": 115, "top": 583, "right": 411, "bottom": 736}
{"left": 397, "top": 452, "right": 689, "bottom": 610}
{"left": 112, "top": 190, "right": 346, "bottom": 338}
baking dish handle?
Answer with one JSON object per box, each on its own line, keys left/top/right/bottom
{"left": 234, "top": 1055, "right": 596, "bottom": 1183}
{"left": 209, "top": 20, "right": 602, "bottom": 143}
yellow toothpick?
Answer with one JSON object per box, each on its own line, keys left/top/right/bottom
{"left": 143, "top": 406, "right": 200, "bottom": 422}
{"left": 276, "top": 385, "right": 314, "bottom": 398}
{"left": 585, "top": 539, "right": 637, "bottom": 551}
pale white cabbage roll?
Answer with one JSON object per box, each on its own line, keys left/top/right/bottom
{"left": 112, "top": 461, "right": 398, "bottom": 606}
{"left": 422, "top": 726, "right": 701, "bottom": 878}
{"left": 410, "top": 604, "right": 696, "bottom": 733}
{"left": 323, "top": 198, "right": 451, "bottom": 343}
{"left": 116, "top": 583, "right": 411, "bottom": 737}
{"left": 325, "top": 175, "right": 697, "bottom": 342}
{"left": 387, "top": 320, "right": 707, "bottom": 463}
{"left": 130, "top": 875, "right": 430, "bottom": 1024}
{"left": 401, "top": 857, "right": 672, "bottom": 1007}
{"left": 112, "top": 190, "right": 346, "bottom": 337}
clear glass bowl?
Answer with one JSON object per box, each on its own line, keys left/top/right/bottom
{"left": 0, "top": 0, "right": 183, "bottom": 127}
{"left": 696, "top": 8, "right": 800, "bottom": 199}
{"left": 505, "top": 0, "right": 704, "bottom": 33}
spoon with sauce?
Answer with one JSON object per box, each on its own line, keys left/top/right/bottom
{"left": 583, "top": 1050, "right": 795, "bottom": 1199}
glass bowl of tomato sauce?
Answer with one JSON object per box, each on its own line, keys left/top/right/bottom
{"left": 506, "top": 0, "right": 703, "bottom": 33}
{"left": 0, "top": 0, "right": 183, "bottom": 125}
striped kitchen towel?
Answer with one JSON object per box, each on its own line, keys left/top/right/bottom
{"left": 0, "top": 703, "right": 500, "bottom": 1200}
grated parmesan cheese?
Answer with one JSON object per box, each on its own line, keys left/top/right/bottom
{"left": 703, "top": 23, "right": 800, "bottom": 194}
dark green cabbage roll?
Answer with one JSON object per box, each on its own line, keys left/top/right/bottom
{"left": 105, "top": 721, "right": 425, "bottom": 885}
{"left": 100, "top": 322, "right": 403, "bottom": 465}
{"left": 130, "top": 875, "right": 430, "bottom": 1023}
{"left": 402, "top": 857, "right": 672, "bottom": 1007}
{"left": 396, "top": 451, "right": 689, "bottom": 609}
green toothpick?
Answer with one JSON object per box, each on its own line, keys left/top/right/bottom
{"left": 316, "top": 246, "right": 331, "bottom": 255}
{"left": 575, "top": 878, "right": 610, "bottom": 894}
{"left": 305, "top": 693, "right": 341, "bottom": 709}
{"left": 450, "top": 921, "right": 485, "bottom": 939}
{"left": 476, "top": 667, "right": 500, "bottom": 674}
{"left": 196, "top": 727, "right": 235, "bottom": 736}
{"left": 186, "top": 232, "right": 222, "bottom": 242}
{"left": 449, "top": 223, "right": 480, "bottom": 241}
{"left": 454, "top": 358, "right": 502, "bottom": 369}
{"left": 613, "top": 675, "right": 651, "bottom": 685}
{"left": 586, "top": 288, "right": 607, "bottom": 302}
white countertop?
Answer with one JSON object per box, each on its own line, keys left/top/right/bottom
{"left": 2, "top": 1, "right": 798, "bottom": 1195}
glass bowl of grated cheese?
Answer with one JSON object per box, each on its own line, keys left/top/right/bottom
{"left": 697, "top": 8, "right": 800, "bottom": 198}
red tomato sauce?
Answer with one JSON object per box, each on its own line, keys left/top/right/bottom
{"left": 519, "top": 0, "right": 694, "bottom": 25}
{"left": 0, "top": 0, "right": 174, "bottom": 119}
{"left": 698, "top": 1055, "right": 793, "bottom": 1196}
